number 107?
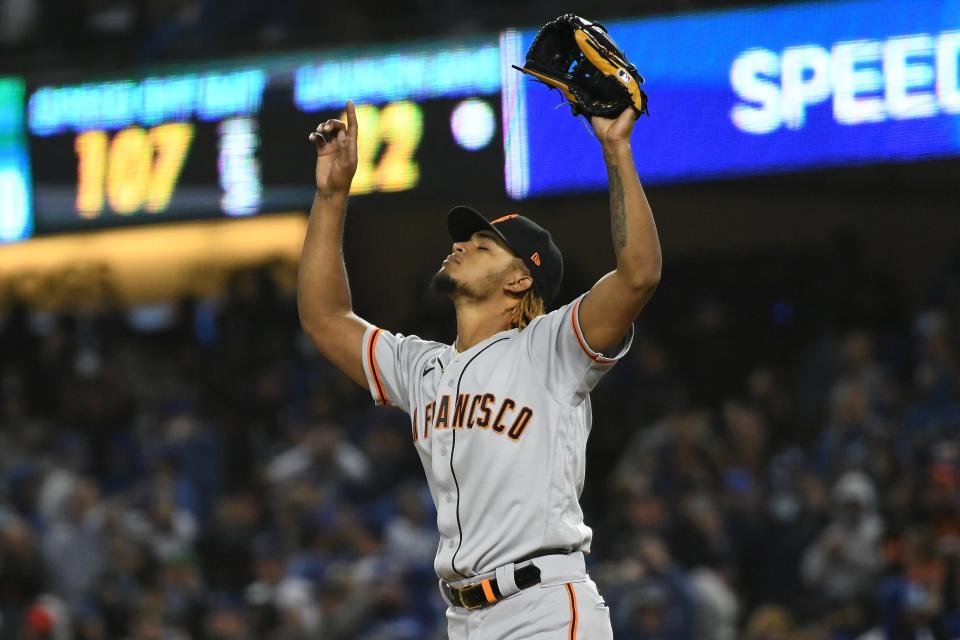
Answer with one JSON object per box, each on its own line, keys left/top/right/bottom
{"left": 74, "top": 123, "right": 194, "bottom": 218}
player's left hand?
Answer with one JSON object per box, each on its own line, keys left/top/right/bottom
{"left": 591, "top": 107, "right": 637, "bottom": 147}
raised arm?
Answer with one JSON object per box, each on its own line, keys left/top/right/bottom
{"left": 577, "top": 108, "right": 662, "bottom": 355}
{"left": 297, "top": 101, "right": 370, "bottom": 386}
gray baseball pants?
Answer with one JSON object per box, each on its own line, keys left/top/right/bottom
{"left": 442, "top": 552, "right": 614, "bottom": 639}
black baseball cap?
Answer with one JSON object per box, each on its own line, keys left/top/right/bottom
{"left": 447, "top": 206, "right": 563, "bottom": 305}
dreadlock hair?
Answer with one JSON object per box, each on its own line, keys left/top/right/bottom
{"left": 509, "top": 259, "right": 545, "bottom": 329}
{"left": 511, "top": 287, "right": 546, "bottom": 329}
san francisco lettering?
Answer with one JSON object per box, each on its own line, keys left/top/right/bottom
{"left": 411, "top": 394, "right": 534, "bottom": 442}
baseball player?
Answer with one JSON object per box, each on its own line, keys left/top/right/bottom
{"left": 298, "top": 99, "right": 661, "bottom": 638}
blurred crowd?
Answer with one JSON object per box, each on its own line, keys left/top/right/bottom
{"left": 0, "top": 236, "right": 959, "bottom": 640}
{"left": 0, "top": 0, "right": 788, "bottom": 71}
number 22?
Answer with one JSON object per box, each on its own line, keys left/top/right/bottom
{"left": 344, "top": 101, "right": 423, "bottom": 196}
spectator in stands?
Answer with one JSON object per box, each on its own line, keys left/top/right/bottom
{"left": 801, "top": 471, "right": 884, "bottom": 607}
{"left": 40, "top": 478, "right": 108, "bottom": 607}
{"left": 611, "top": 535, "right": 697, "bottom": 640}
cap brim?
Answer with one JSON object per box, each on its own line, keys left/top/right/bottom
{"left": 447, "top": 206, "right": 512, "bottom": 250}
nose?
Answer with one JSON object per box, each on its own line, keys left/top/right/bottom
{"left": 452, "top": 242, "right": 467, "bottom": 254}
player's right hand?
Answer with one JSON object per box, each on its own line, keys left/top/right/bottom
{"left": 309, "top": 100, "right": 358, "bottom": 196}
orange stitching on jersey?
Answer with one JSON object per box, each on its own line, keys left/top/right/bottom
{"left": 452, "top": 394, "right": 469, "bottom": 428}
{"left": 507, "top": 406, "right": 534, "bottom": 441}
{"left": 435, "top": 394, "right": 451, "bottom": 429}
{"left": 566, "top": 583, "right": 579, "bottom": 640}
{"left": 369, "top": 328, "right": 389, "bottom": 405}
{"left": 466, "top": 394, "right": 483, "bottom": 427}
{"left": 491, "top": 398, "right": 516, "bottom": 434}
{"left": 476, "top": 393, "right": 496, "bottom": 428}
{"left": 571, "top": 299, "right": 617, "bottom": 364}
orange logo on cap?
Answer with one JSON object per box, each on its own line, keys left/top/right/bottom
{"left": 491, "top": 214, "right": 518, "bottom": 224}
{"left": 530, "top": 252, "right": 541, "bottom": 266}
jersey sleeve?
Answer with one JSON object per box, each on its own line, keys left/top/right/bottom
{"left": 522, "top": 292, "right": 634, "bottom": 406}
{"left": 360, "top": 325, "right": 440, "bottom": 414}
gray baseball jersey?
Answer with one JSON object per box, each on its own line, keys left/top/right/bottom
{"left": 360, "top": 293, "right": 633, "bottom": 581}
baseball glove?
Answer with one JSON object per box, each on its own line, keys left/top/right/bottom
{"left": 512, "top": 14, "right": 649, "bottom": 119}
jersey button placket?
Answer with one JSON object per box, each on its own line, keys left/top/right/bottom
{"left": 432, "top": 365, "right": 458, "bottom": 549}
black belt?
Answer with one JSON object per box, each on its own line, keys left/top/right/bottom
{"left": 444, "top": 563, "right": 541, "bottom": 610}
{"left": 442, "top": 548, "right": 571, "bottom": 610}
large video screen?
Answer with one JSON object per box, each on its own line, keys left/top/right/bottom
{"left": 0, "top": 78, "right": 32, "bottom": 243}
{"left": 19, "top": 38, "right": 504, "bottom": 237}
{"left": 502, "top": 0, "right": 960, "bottom": 197}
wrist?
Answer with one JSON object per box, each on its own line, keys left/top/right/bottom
{"left": 602, "top": 139, "right": 632, "bottom": 155}
{"left": 315, "top": 188, "right": 349, "bottom": 203}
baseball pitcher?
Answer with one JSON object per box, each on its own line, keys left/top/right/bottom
{"left": 298, "top": 21, "right": 659, "bottom": 637}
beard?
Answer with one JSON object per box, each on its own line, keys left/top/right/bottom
{"left": 430, "top": 265, "right": 511, "bottom": 301}
{"left": 430, "top": 269, "right": 460, "bottom": 296}
{"left": 429, "top": 268, "right": 491, "bottom": 301}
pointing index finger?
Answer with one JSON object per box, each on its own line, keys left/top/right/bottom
{"left": 345, "top": 100, "right": 358, "bottom": 138}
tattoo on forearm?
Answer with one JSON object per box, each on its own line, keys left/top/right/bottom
{"left": 606, "top": 153, "right": 627, "bottom": 253}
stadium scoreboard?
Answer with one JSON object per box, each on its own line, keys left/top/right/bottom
{"left": 22, "top": 41, "right": 505, "bottom": 235}
{"left": 2, "top": 0, "right": 959, "bottom": 244}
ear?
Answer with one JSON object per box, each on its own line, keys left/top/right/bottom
{"left": 503, "top": 273, "right": 533, "bottom": 296}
